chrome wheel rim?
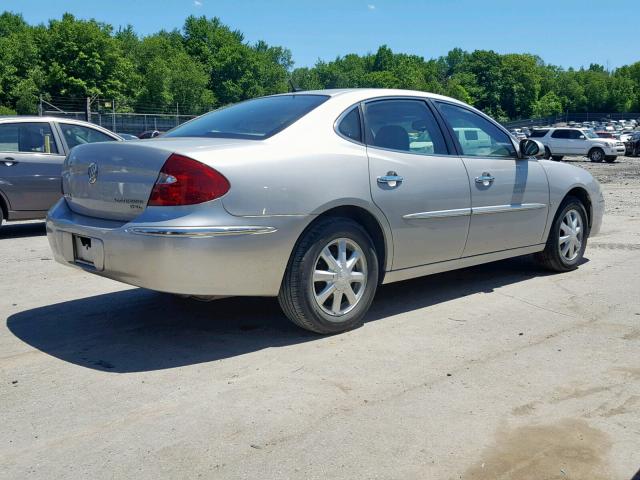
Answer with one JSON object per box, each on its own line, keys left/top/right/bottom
{"left": 312, "top": 238, "right": 367, "bottom": 318}
{"left": 591, "top": 150, "right": 603, "bottom": 162}
{"left": 559, "top": 209, "right": 584, "bottom": 262}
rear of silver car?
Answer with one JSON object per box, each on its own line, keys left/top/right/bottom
{"left": 46, "top": 140, "right": 305, "bottom": 296}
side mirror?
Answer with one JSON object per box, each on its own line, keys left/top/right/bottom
{"left": 520, "top": 139, "right": 545, "bottom": 159}
{"left": 579, "top": 135, "right": 586, "bottom": 140}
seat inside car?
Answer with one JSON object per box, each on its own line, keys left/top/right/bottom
{"left": 18, "top": 128, "right": 45, "bottom": 152}
{"left": 374, "top": 125, "right": 409, "bottom": 151}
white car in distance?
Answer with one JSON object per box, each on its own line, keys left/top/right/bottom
{"left": 533, "top": 127, "right": 625, "bottom": 162}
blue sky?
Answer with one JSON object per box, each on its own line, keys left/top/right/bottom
{"left": 3, "top": 0, "right": 638, "bottom": 70}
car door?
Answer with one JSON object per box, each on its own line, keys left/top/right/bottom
{"left": 570, "top": 129, "right": 589, "bottom": 154}
{"left": 364, "top": 98, "right": 471, "bottom": 270}
{"left": 434, "top": 101, "right": 549, "bottom": 257}
{"left": 549, "top": 129, "right": 572, "bottom": 154}
{"left": 0, "top": 121, "right": 66, "bottom": 212}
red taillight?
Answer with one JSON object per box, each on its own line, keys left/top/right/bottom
{"left": 148, "top": 153, "right": 230, "bottom": 206}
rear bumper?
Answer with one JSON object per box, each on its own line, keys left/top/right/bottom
{"left": 46, "top": 199, "right": 309, "bottom": 296}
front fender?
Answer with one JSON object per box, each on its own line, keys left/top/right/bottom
{"left": 539, "top": 160, "right": 604, "bottom": 239}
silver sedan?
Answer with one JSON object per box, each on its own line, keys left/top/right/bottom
{"left": 0, "top": 117, "right": 122, "bottom": 227}
{"left": 46, "top": 89, "right": 604, "bottom": 333}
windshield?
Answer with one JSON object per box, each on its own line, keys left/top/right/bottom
{"left": 164, "top": 95, "right": 329, "bottom": 140}
{"left": 582, "top": 129, "right": 598, "bottom": 139}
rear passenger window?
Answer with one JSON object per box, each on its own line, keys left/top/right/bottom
{"left": 364, "top": 99, "right": 448, "bottom": 155}
{"left": 437, "top": 102, "right": 516, "bottom": 157}
{"left": 0, "top": 122, "right": 58, "bottom": 154}
{"left": 337, "top": 107, "right": 362, "bottom": 143}
{"left": 529, "top": 129, "right": 548, "bottom": 138}
{"left": 551, "top": 129, "right": 570, "bottom": 139}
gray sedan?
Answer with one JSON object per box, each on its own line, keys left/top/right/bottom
{"left": 0, "top": 117, "right": 121, "bottom": 227}
{"left": 46, "top": 89, "right": 604, "bottom": 333}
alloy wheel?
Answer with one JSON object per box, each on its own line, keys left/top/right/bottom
{"left": 312, "top": 238, "right": 367, "bottom": 318}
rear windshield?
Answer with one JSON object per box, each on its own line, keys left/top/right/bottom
{"left": 164, "top": 94, "right": 329, "bottom": 140}
{"left": 529, "top": 129, "right": 548, "bottom": 137}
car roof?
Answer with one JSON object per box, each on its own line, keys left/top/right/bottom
{"left": 272, "top": 88, "right": 468, "bottom": 106}
{"left": 0, "top": 116, "right": 95, "bottom": 126}
{"left": 0, "top": 116, "right": 122, "bottom": 138}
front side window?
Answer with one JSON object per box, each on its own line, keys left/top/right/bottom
{"left": 59, "top": 124, "right": 115, "bottom": 149}
{"left": 437, "top": 103, "right": 516, "bottom": 158}
{"left": 337, "top": 107, "right": 362, "bottom": 143}
{"left": 165, "top": 94, "right": 329, "bottom": 140}
{"left": 364, "top": 99, "right": 448, "bottom": 155}
{"left": 0, "top": 122, "right": 58, "bottom": 154}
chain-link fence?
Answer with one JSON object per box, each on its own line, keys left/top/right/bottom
{"left": 43, "top": 111, "right": 198, "bottom": 135}
{"left": 503, "top": 112, "right": 640, "bottom": 129}
{"left": 38, "top": 96, "right": 205, "bottom": 136}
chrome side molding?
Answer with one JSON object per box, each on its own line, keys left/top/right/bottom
{"left": 471, "top": 203, "right": 547, "bottom": 215}
{"left": 126, "top": 226, "right": 277, "bottom": 237}
{"left": 403, "top": 208, "right": 471, "bottom": 220}
{"left": 403, "top": 203, "right": 546, "bottom": 220}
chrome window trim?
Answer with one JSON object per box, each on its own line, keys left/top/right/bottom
{"left": 126, "top": 226, "right": 277, "bottom": 237}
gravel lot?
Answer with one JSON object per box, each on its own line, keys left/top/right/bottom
{"left": 1, "top": 157, "right": 639, "bottom": 479}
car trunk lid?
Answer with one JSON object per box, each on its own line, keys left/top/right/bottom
{"left": 62, "top": 138, "right": 246, "bottom": 221}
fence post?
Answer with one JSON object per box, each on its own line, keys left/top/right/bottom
{"left": 112, "top": 99, "right": 116, "bottom": 133}
{"left": 176, "top": 103, "right": 179, "bottom": 127}
{"left": 85, "top": 97, "right": 91, "bottom": 122}
{"left": 38, "top": 95, "right": 43, "bottom": 116}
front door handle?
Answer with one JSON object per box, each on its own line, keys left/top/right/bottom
{"left": 377, "top": 171, "right": 404, "bottom": 187}
{"left": 475, "top": 172, "right": 495, "bottom": 186}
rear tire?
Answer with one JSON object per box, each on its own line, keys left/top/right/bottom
{"left": 278, "top": 217, "right": 379, "bottom": 334}
{"left": 544, "top": 147, "right": 552, "bottom": 159}
{"left": 551, "top": 155, "right": 563, "bottom": 161}
{"left": 535, "top": 196, "right": 589, "bottom": 272}
{"left": 588, "top": 148, "right": 604, "bottom": 162}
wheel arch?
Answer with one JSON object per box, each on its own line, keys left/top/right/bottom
{"left": 0, "top": 190, "right": 8, "bottom": 221}
{"left": 562, "top": 186, "right": 593, "bottom": 229}
{"left": 296, "top": 204, "right": 393, "bottom": 283}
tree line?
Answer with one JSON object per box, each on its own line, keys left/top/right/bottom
{"left": 1, "top": 11, "right": 639, "bottom": 121}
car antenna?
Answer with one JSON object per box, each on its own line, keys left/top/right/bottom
{"left": 288, "top": 79, "right": 303, "bottom": 92}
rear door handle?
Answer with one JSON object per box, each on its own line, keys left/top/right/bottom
{"left": 377, "top": 171, "right": 403, "bottom": 187}
{"left": 475, "top": 172, "right": 495, "bottom": 186}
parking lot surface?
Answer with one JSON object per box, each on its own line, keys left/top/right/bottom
{"left": 1, "top": 157, "right": 639, "bottom": 479}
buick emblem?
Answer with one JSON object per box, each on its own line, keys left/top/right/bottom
{"left": 87, "top": 163, "right": 98, "bottom": 184}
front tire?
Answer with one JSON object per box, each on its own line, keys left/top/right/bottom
{"left": 604, "top": 156, "right": 616, "bottom": 163}
{"left": 551, "top": 155, "right": 563, "bottom": 161}
{"left": 588, "top": 148, "right": 604, "bottom": 162}
{"left": 544, "top": 147, "right": 552, "bottom": 159}
{"left": 278, "top": 217, "right": 379, "bottom": 334}
{"left": 535, "top": 196, "right": 589, "bottom": 272}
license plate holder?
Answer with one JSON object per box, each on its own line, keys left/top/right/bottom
{"left": 73, "top": 234, "right": 104, "bottom": 270}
